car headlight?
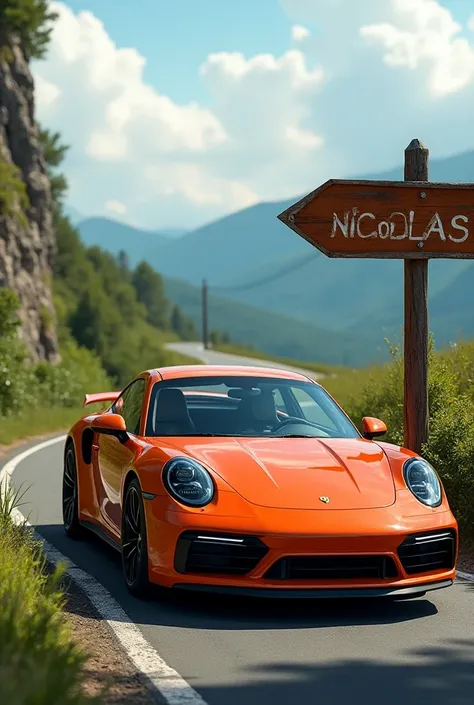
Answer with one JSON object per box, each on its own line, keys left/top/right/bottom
{"left": 162, "top": 457, "right": 214, "bottom": 507}
{"left": 403, "top": 457, "right": 442, "bottom": 507}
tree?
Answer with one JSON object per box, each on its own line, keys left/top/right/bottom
{"left": 210, "top": 330, "right": 220, "bottom": 346}
{"left": 69, "top": 287, "right": 122, "bottom": 360}
{"left": 0, "top": 0, "right": 58, "bottom": 60}
{"left": 117, "top": 250, "right": 130, "bottom": 279}
{"left": 132, "top": 261, "right": 169, "bottom": 330}
{"left": 38, "top": 128, "right": 69, "bottom": 203}
{"left": 170, "top": 305, "right": 196, "bottom": 341}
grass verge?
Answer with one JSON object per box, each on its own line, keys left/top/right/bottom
{"left": 0, "top": 405, "right": 87, "bottom": 447}
{"left": 0, "top": 485, "right": 102, "bottom": 704}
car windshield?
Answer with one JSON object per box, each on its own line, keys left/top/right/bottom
{"left": 145, "top": 375, "right": 360, "bottom": 439}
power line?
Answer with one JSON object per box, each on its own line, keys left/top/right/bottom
{"left": 209, "top": 250, "right": 319, "bottom": 294}
{"left": 200, "top": 249, "right": 320, "bottom": 343}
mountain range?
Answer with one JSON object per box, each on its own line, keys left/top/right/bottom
{"left": 72, "top": 146, "right": 474, "bottom": 364}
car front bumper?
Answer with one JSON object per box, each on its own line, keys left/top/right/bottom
{"left": 172, "top": 579, "right": 453, "bottom": 599}
{"left": 145, "top": 494, "right": 458, "bottom": 595}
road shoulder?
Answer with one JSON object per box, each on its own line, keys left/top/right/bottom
{"left": 61, "top": 570, "right": 158, "bottom": 704}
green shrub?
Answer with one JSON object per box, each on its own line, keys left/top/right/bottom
{"left": 0, "top": 488, "right": 101, "bottom": 704}
{"left": 0, "top": 288, "right": 112, "bottom": 417}
{"left": 0, "top": 290, "right": 38, "bottom": 416}
{"left": 423, "top": 395, "right": 474, "bottom": 537}
{"left": 343, "top": 342, "right": 405, "bottom": 446}
{"left": 33, "top": 339, "right": 111, "bottom": 407}
{"left": 342, "top": 339, "right": 474, "bottom": 540}
{"left": 0, "top": 157, "right": 29, "bottom": 225}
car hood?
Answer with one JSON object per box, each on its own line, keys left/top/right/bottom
{"left": 159, "top": 437, "right": 396, "bottom": 510}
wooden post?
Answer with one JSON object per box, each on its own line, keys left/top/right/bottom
{"left": 201, "top": 278, "right": 209, "bottom": 350}
{"left": 403, "top": 139, "right": 429, "bottom": 453}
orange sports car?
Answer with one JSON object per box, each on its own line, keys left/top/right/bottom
{"left": 63, "top": 365, "right": 458, "bottom": 599}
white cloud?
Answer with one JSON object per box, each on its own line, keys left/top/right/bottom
{"left": 34, "top": 73, "right": 60, "bottom": 111}
{"left": 32, "top": 0, "right": 474, "bottom": 230}
{"left": 33, "top": 2, "right": 324, "bottom": 228}
{"left": 280, "top": 0, "right": 474, "bottom": 175}
{"left": 360, "top": 0, "right": 474, "bottom": 96}
{"left": 291, "top": 25, "right": 311, "bottom": 41}
{"left": 105, "top": 200, "right": 127, "bottom": 215}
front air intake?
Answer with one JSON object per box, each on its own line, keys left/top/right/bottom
{"left": 264, "top": 554, "right": 399, "bottom": 580}
{"left": 174, "top": 531, "right": 269, "bottom": 576}
{"left": 397, "top": 530, "right": 457, "bottom": 575}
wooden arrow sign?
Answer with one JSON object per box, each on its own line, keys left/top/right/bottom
{"left": 278, "top": 179, "right": 474, "bottom": 259}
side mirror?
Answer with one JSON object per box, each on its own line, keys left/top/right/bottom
{"left": 362, "top": 416, "right": 387, "bottom": 440}
{"left": 91, "top": 413, "right": 128, "bottom": 443}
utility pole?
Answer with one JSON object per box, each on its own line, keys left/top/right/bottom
{"left": 201, "top": 278, "right": 208, "bottom": 349}
{"left": 403, "top": 139, "right": 429, "bottom": 453}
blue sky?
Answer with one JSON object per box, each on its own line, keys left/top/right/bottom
{"left": 34, "top": 0, "right": 474, "bottom": 230}
{"left": 57, "top": 0, "right": 296, "bottom": 103}
{"left": 55, "top": 0, "right": 474, "bottom": 103}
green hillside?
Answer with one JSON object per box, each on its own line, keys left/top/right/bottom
{"left": 203, "top": 148, "right": 474, "bottom": 336}
{"left": 342, "top": 261, "right": 474, "bottom": 352}
{"left": 216, "top": 254, "right": 472, "bottom": 332}
{"left": 162, "top": 276, "right": 378, "bottom": 366}
{"left": 76, "top": 146, "right": 474, "bottom": 285}
{"left": 429, "top": 263, "right": 474, "bottom": 344}
{"left": 78, "top": 217, "right": 169, "bottom": 266}
{"left": 79, "top": 199, "right": 308, "bottom": 285}
{"left": 76, "top": 147, "right": 474, "bottom": 354}
{"left": 78, "top": 217, "right": 187, "bottom": 266}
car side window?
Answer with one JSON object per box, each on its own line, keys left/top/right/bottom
{"left": 114, "top": 378, "right": 146, "bottom": 434}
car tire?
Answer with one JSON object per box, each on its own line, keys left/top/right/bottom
{"left": 121, "top": 478, "right": 150, "bottom": 598}
{"left": 62, "top": 444, "right": 84, "bottom": 539}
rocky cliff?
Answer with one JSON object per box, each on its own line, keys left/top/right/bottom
{"left": 0, "top": 35, "right": 59, "bottom": 362}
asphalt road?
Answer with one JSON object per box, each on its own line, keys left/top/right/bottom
{"left": 164, "top": 341, "right": 324, "bottom": 380}
{"left": 6, "top": 345, "right": 474, "bottom": 705}
{"left": 9, "top": 443, "right": 474, "bottom": 705}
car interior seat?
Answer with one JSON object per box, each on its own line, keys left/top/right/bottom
{"left": 151, "top": 388, "right": 196, "bottom": 436}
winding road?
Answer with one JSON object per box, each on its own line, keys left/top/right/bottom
{"left": 4, "top": 345, "right": 474, "bottom": 705}
{"left": 164, "top": 341, "right": 324, "bottom": 379}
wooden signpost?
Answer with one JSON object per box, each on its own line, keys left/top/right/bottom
{"left": 278, "top": 139, "right": 474, "bottom": 454}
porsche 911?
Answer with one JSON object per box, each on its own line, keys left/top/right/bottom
{"left": 62, "top": 364, "right": 458, "bottom": 599}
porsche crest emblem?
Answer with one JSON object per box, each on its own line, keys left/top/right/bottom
{"left": 319, "top": 496, "right": 330, "bottom": 504}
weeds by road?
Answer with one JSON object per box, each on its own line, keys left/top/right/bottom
{"left": 0, "top": 482, "right": 102, "bottom": 704}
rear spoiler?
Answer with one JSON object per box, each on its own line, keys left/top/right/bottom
{"left": 83, "top": 391, "right": 121, "bottom": 407}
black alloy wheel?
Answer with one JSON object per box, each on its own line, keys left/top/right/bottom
{"left": 121, "top": 478, "right": 150, "bottom": 597}
{"left": 62, "top": 445, "right": 83, "bottom": 539}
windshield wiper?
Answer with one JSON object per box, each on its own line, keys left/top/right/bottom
{"left": 169, "top": 433, "right": 233, "bottom": 437}
{"left": 273, "top": 434, "right": 319, "bottom": 438}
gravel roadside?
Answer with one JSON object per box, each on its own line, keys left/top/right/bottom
{"left": 61, "top": 573, "right": 162, "bottom": 704}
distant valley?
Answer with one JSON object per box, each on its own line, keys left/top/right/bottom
{"left": 74, "top": 146, "right": 474, "bottom": 364}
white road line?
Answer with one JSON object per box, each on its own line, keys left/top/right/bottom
{"left": 457, "top": 570, "right": 474, "bottom": 581}
{"left": 0, "top": 435, "right": 209, "bottom": 705}
{"left": 1, "top": 438, "right": 473, "bottom": 705}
